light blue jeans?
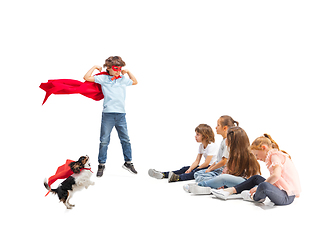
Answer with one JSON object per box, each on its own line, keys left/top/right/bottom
{"left": 198, "top": 174, "right": 246, "bottom": 188}
{"left": 98, "top": 112, "right": 132, "bottom": 164}
{"left": 194, "top": 167, "right": 224, "bottom": 183}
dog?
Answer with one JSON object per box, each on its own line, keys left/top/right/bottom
{"left": 44, "top": 155, "right": 95, "bottom": 209}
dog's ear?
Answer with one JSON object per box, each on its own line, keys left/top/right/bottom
{"left": 78, "top": 156, "right": 88, "bottom": 164}
{"left": 69, "top": 162, "right": 81, "bottom": 174}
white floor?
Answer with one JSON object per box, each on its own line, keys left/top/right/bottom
{"left": 1, "top": 1, "right": 335, "bottom": 239}
{"left": 4, "top": 159, "right": 329, "bottom": 240}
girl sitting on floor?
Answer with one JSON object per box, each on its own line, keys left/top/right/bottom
{"left": 188, "top": 126, "right": 261, "bottom": 194}
{"left": 212, "top": 134, "right": 301, "bottom": 206}
{"left": 193, "top": 115, "right": 238, "bottom": 184}
{"left": 148, "top": 124, "right": 218, "bottom": 183}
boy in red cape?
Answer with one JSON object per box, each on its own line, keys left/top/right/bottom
{"left": 83, "top": 56, "right": 138, "bottom": 177}
{"left": 41, "top": 56, "right": 138, "bottom": 177}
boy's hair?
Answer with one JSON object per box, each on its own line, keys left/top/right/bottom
{"left": 226, "top": 126, "right": 261, "bottom": 178}
{"left": 250, "top": 134, "right": 291, "bottom": 159}
{"left": 103, "top": 56, "right": 126, "bottom": 69}
{"left": 219, "top": 115, "right": 239, "bottom": 127}
{"left": 195, "top": 124, "right": 215, "bottom": 145}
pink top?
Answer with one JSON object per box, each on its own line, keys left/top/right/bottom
{"left": 265, "top": 149, "right": 301, "bottom": 197}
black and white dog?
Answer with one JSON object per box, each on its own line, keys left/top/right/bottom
{"left": 44, "top": 155, "right": 95, "bottom": 209}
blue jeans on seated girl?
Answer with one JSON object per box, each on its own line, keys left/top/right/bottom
{"left": 98, "top": 113, "right": 132, "bottom": 164}
{"left": 194, "top": 167, "right": 224, "bottom": 183}
{"left": 162, "top": 166, "right": 209, "bottom": 181}
{"left": 233, "top": 175, "right": 295, "bottom": 206}
{"left": 198, "top": 174, "right": 246, "bottom": 189}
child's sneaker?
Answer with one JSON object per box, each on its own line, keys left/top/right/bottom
{"left": 148, "top": 169, "right": 164, "bottom": 179}
{"left": 241, "top": 190, "right": 254, "bottom": 202}
{"left": 241, "top": 190, "right": 265, "bottom": 203}
{"left": 183, "top": 183, "right": 197, "bottom": 193}
{"left": 211, "top": 189, "right": 231, "bottom": 200}
{"left": 96, "top": 164, "right": 105, "bottom": 177}
{"left": 189, "top": 184, "right": 212, "bottom": 195}
{"left": 168, "top": 172, "right": 179, "bottom": 183}
{"left": 123, "top": 162, "right": 138, "bottom": 174}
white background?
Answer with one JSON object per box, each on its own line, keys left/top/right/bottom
{"left": 1, "top": 0, "right": 335, "bottom": 239}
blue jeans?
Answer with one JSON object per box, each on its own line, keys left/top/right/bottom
{"left": 98, "top": 113, "right": 132, "bottom": 164}
{"left": 234, "top": 175, "right": 295, "bottom": 206}
{"left": 194, "top": 167, "right": 224, "bottom": 183}
{"left": 198, "top": 174, "right": 246, "bottom": 188}
{"left": 162, "top": 166, "right": 209, "bottom": 181}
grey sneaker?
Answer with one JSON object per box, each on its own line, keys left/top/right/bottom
{"left": 168, "top": 172, "right": 180, "bottom": 183}
{"left": 123, "top": 162, "right": 138, "bottom": 174}
{"left": 97, "top": 164, "right": 105, "bottom": 177}
{"left": 148, "top": 169, "right": 164, "bottom": 179}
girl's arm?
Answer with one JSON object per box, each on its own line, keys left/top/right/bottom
{"left": 185, "top": 154, "right": 202, "bottom": 173}
{"left": 265, "top": 165, "right": 282, "bottom": 184}
{"left": 198, "top": 155, "right": 214, "bottom": 169}
{"left": 250, "top": 156, "right": 282, "bottom": 195}
{"left": 205, "top": 157, "right": 227, "bottom": 172}
{"left": 265, "top": 155, "right": 282, "bottom": 184}
{"left": 84, "top": 65, "right": 102, "bottom": 82}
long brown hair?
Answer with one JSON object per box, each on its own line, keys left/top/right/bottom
{"left": 226, "top": 126, "right": 261, "bottom": 178}
{"left": 250, "top": 134, "right": 291, "bottom": 159}
{"left": 195, "top": 124, "right": 215, "bottom": 145}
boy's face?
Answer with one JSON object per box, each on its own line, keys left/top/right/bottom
{"left": 108, "top": 66, "right": 122, "bottom": 76}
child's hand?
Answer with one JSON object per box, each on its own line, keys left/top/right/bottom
{"left": 121, "top": 69, "right": 129, "bottom": 75}
{"left": 94, "top": 65, "right": 102, "bottom": 72}
{"left": 250, "top": 187, "right": 257, "bottom": 196}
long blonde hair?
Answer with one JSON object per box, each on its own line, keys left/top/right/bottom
{"left": 250, "top": 134, "right": 291, "bottom": 159}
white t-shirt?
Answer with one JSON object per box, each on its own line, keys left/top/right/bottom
{"left": 217, "top": 138, "right": 229, "bottom": 163}
{"left": 198, "top": 142, "right": 218, "bottom": 165}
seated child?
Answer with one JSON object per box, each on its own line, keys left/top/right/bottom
{"left": 193, "top": 115, "right": 238, "bottom": 184}
{"left": 212, "top": 134, "right": 301, "bottom": 206}
{"left": 188, "top": 126, "right": 261, "bottom": 194}
{"left": 148, "top": 124, "right": 218, "bottom": 182}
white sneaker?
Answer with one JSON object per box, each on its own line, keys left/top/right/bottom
{"left": 241, "top": 190, "right": 265, "bottom": 203}
{"left": 241, "top": 190, "right": 254, "bottom": 202}
{"left": 211, "top": 189, "right": 231, "bottom": 200}
{"left": 189, "top": 184, "right": 212, "bottom": 195}
{"left": 148, "top": 169, "right": 164, "bottom": 179}
{"left": 183, "top": 183, "right": 197, "bottom": 193}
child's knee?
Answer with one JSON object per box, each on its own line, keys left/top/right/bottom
{"left": 257, "top": 182, "right": 271, "bottom": 192}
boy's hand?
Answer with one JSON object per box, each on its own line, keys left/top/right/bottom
{"left": 122, "top": 69, "right": 138, "bottom": 85}
{"left": 95, "top": 65, "right": 102, "bottom": 72}
{"left": 121, "top": 69, "right": 129, "bottom": 75}
{"left": 84, "top": 65, "right": 102, "bottom": 82}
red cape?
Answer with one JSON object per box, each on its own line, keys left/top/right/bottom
{"left": 47, "top": 159, "right": 75, "bottom": 187}
{"left": 39, "top": 72, "right": 109, "bottom": 105}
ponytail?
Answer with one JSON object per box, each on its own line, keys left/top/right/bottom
{"left": 251, "top": 134, "right": 291, "bottom": 159}
{"left": 219, "top": 115, "right": 239, "bottom": 127}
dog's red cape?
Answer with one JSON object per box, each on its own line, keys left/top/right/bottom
{"left": 45, "top": 159, "right": 75, "bottom": 196}
{"left": 39, "top": 72, "right": 109, "bottom": 105}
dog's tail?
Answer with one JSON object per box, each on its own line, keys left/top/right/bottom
{"left": 44, "top": 178, "right": 57, "bottom": 197}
